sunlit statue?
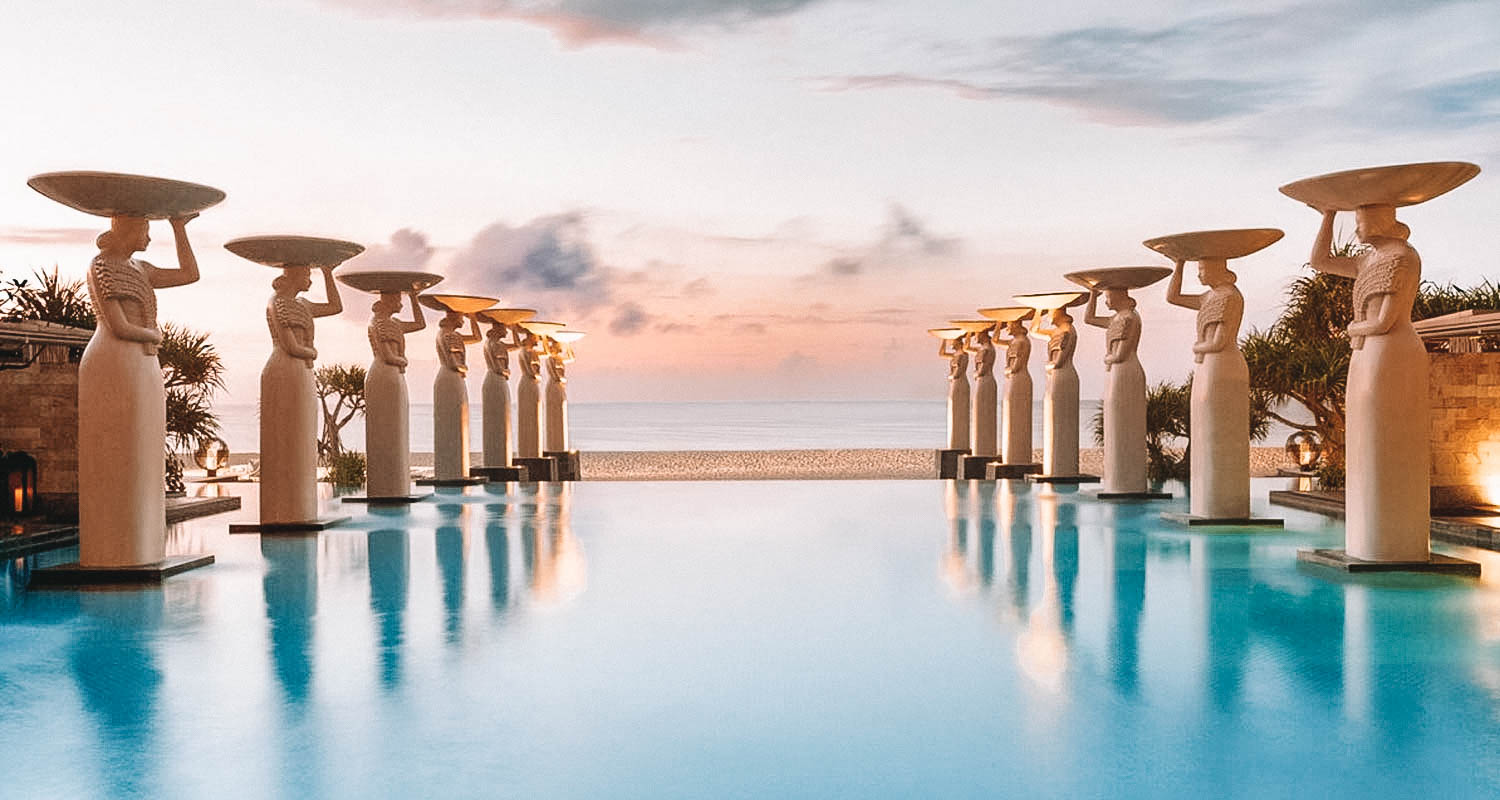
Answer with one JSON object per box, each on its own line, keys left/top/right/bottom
{"left": 1152, "top": 229, "right": 1282, "bottom": 522}
{"left": 516, "top": 326, "right": 545, "bottom": 459}
{"left": 993, "top": 313, "right": 1035, "bottom": 465}
{"left": 544, "top": 332, "right": 584, "bottom": 453}
{"left": 1073, "top": 267, "right": 1171, "bottom": 496}
{"left": 366, "top": 289, "right": 426, "bottom": 495}
{"left": 934, "top": 329, "right": 971, "bottom": 451}
{"left": 1019, "top": 294, "right": 1084, "bottom": 477}
{"left": 482, "top": 318, "right": 518, "bottom": 467}
{"left": 1282, "top": 161, "right": 1480, "bottom": 566}
{"left": 431, "top": 307, "right": 483, "bottom": 481}
{"left": 965, "top": 324, "right": 999, "bottom": 458}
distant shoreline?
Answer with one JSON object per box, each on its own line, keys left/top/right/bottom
{"left": 207, "top": 447, "right": 1295, "bottom": 481}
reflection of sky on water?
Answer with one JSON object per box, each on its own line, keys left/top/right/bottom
{"left": 2, "top": 480, "right": 1500, "bottom": 796}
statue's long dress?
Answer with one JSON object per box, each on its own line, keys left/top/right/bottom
{"left": 365, "top": 318, "right": 410, "bottom": 497}
{"left": 432, "top": 331, "right": 470, "bottom": 481}
{"left": 517, "top": 353, "right": 543, "bottom": 459}
{"left": 1189, "top": 288, "right": 1250, "bottom": 518}
{"left": 481, "top": 346, "right": 512, "bottom": 467}
{"left": 947, "top": 351, "right": 971, "bottom": 451}
{"left": 1043, "top": 329, "right": 1080, "bottom": 476}
{"left": 1103, "top": 310, "right": 1148, "bottom": 494}
{"left": 260, "top": 296, "right": 319, "bottom": 524}
{"left": 1345, "top": 247, "right": 1429, "bottom": 561}
{"left": 971, "top": 343, "right": 998, "bottom": 457}
{"left": 545, "top": 371, "right": 568, "bottom": 452}
{"left": 1002, "top": 336, "right": 1033, "bottom": 464}
{"left": 79, "top": 256, "right": 166, "bottom": 566}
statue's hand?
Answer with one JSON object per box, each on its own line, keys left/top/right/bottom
{"left": 169, "top": 212, "right": 199, "bottom": 229}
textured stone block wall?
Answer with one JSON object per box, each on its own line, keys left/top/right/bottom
{"left": 1429, "top": 351, "right": 1500, "bottom": 511}
{"left": 0, "top": 344, "right": 80, "bottom": 518}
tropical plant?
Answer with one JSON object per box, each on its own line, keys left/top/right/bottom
{"left": 315, "top": 363, "right": 366, "bottom": 461}
{"left": 1092, "top": 376, "right": 1272, "bottom": 483}
{"left": 327, "top": 451, "right": 367, "bottom": 487}
{"left": 159, "top": 323, "right": 226, "bottom": 493}
{"left": 1, "top": 267, "right": 96, "bottom": 328}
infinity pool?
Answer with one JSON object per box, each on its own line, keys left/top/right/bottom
{"left": 4, "top": 480, "right": 1499, "bottom": 798}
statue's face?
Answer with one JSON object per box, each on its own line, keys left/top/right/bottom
{"left": 373, "top": 293, "right": 400, "bottom": 314}
{"left": 286, "top": 266, "right": 312, "bottom": 292}
{"left": 1197, "top": 259, "right": 1231, "bottom": 287}
{"left": 112, "top": 217, "right": 150, "bottom": 252}
{"left": 1104, "top": 288, "right": 1126, "bottom": 310}
{"left": 1354, "top": 204, "right": 1398, "bottom": 240}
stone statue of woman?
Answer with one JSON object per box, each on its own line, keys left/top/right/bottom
{"left": 967, "top": 327, "right": 998, "bottom": 457}
{"left": 1029, "top": 306, "right": 1080, "bottom": 476}
{"left": 261, "top": 264, "right": 342, "bottom": 525}
{"left": 939, "top": 333, "right": 971, "bottom": 451}
{"left": 366, "top": 289, "right": 425, "bottom": 497}
{"left": 433, "top": 310, "right": 483, "bottom": 480}
{"left": 994, "top": 316, "right": 1034, "bottom": 465}
{"left": 544, "top": 337, "right": 575, "bottom": 453}
{"left": 1084, "top": 286, "right": 1148, "bottom": 494}
{"left": 516, "top": 327, "right": 545, "bottom": 459}
{"left": 79, "top": 213, "right": 199, "bottom": 567}
{"left": 1309, "top": 206, "right": 1428, "bottom": 560}
{"left": 482, "top": 320, "right": 517, "bottom": 468}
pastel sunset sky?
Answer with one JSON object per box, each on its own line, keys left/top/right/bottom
{"left": 3, "top": 0, "right": 1498, "bottom": 404}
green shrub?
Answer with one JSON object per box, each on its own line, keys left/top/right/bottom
{"left": 328, "top": 451, "right": 366, "bottom": 487}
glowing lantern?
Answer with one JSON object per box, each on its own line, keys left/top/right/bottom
{"left": 1, "top": 451, "right": 38, "bottom": 517}
{"left": 193, "top": 437, "right": 231, "bottom": 477}
{"left": 1285, "top": 432, "right": 1321, "bottom": 471}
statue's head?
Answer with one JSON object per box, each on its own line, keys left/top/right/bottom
{"left": 372, "top": 291, "right": 401, "bottom": 315}
{"left": 486, "top": 321, "right": 505, "bottom": 339}
{"left": 1007, "top": 318, "right": 1027, "bottom": 334}
{"left": 1355, "top": 204, "right": 1409, "bottom": 241}
{"left": 273, "top": 266, "right": 312, "bottom": 294}
{"left": 438, "top": 310, "right": 462, "bottom": 329}
{"left": 1197, "top": 258, "right": 1236, "bottom": 288}
{"left": 1104, "top": 287, "right": 1133, "bottom": 311}
{"left": 97, "top": 216, "right": 150, "bottom": 255}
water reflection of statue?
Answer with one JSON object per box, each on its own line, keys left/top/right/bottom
{"left": 939, "top": 334, "right": 971, "bottom": 451}
{"left": 79, "top": 214, "right": 199, "bottom": 567}
{"left": 366, "top": 291, "right": 426, "bottom": 497}
{"left": 1166, "top": 258, "right": 1250, "bottom": 519}
{"left": 1084, "top": 287, "right": 1147, "bottom": 494}
{"left": 994, "top": 317, "right": 1034, "bottom": 465}
{"left": 262, "top": 265, "right": 342, "bottom": 525}
{"left": 433, "top": 311, "right": 483, "bottom": 481}
{"left": 434, "top": 498, "right": 469, "bottom": 643}
{"left": 367, "top": 529, "right": 410, "bottom": 690}
{"left": 516, "top": 328, "right": 544, "bottom": 459}
{"left": 70, "top": 591, "right": 164, "bottom": 796}
{"left": 1308, "top": 207, "right": 1428, "bottom": 561}
{"left": 1030, "top": 307, "right": 1080, "bottom": 476}
{"left": 482, "top": 321, "right": 517, "bottom": 468}
{"left": 941, "top": 480, "right": 975, "bottom": 594}
{"left": 544, "top": 338, "right": 575, "bottom": 453}
{"left": 967, "top": 327, "right": 998, "bottom": 457}
{"left": 260, "top": 536, "right": 319, "bottom": 704}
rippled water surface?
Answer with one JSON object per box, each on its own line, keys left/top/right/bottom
{"left": 3, "top": 480, "right": 1500, "bottom": 798}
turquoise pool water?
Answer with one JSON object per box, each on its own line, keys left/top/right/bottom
{"left": 3, "top": 480, "right": 1500, "bottom": 798}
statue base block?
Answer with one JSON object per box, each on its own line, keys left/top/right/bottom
{"left": 1096, "top": 490, "right": 1174, "bottom": 501}
{"left": 544, "top": 450, "right": 582, "bottom": 481}
{"left": 985, "top": 463, "right": 1042, "bottom": 480}
{"left": 1297, "top": 548, "right": 1481, "bottom": 577}
{"left": 515, "top": 456, "right": 558, "bottom": 481}
{"left": 30, "top": 554, "right": 215, "bottom": 586}
{"left": 471, "top": 465, "right": 529, "bottom": 482}
{"left": 960, "top": 455, "right": 999, "bottom": 480}
{"left": 415, "top": 477, "right": 485, "bottom": 487}
{"left": 1160, "top": 512, "right": 1284, "bottom": 528}
{"left": 342, "top": 494, "right": 428, "bottom": 505}
{"left": 1026, "top": 474, "right": 1101, "bottom": 485}
{"left": 936, "top": 449, "right": 969, "bottom": 479}
{"left": 229, "top": 516, "right": 351, "bottom": 534}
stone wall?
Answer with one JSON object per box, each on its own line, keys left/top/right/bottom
{"left": 0, "top": 343, "right": 80, "bottom": 519}
{"left": 1429, "top": 351, "right": 1500, "bottom": 512}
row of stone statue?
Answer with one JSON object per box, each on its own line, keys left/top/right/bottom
{"left": 21, "top": 170, "right": 585, "bottom": 575}
{"left": 930, "top": 160, "right": 1483, "bottom": 574}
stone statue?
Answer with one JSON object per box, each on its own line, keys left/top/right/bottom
{"left": 516, "top": 327, "right": 544, "bottom": 459}
{"left": 966, "top": 326, "right": 999, "bottom": 457}
{"left": 79, "top": 213, "right": 199, "bottom": 567}
{"left": 938, "top": 332, "right": 971, "bottom": 451}
{"left": 1310, "top": 206, "right": 1428, "bottom": 560}
{"left": 544, "top": 337, "right": 575, "bottom": 452}
{"left": 261, "top": 264, "right": 342, "bottom": 525}
{"left": 481, "top": 319, "right": 517, "bottom": 468}
{"left": 994, "top": 316, "right": 1034, "bottom": 465}
{"left": 1084, "top": 285, "right": 1148, "bottom": 494}
{"left": 432, "top": 310, "right": 483, "bottom": 480}
{"left": 366, "top": 289, "right": 426, "bottom": 496}
{"left": 1029, "top": 304, "right": 1080, "bottom": 476}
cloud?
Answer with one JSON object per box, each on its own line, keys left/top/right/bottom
{"left": 447, "top": 212, "right": 611, "bottom": 306}
{"left": 682, "top": 277, "right": 716, "bottom": 297}
{"left": 733, "top": 321, "right": 767, "bottom": 334}
{"left": 323, "top": 0, "right": 835, "bottom": 47}
{"left": 656, "top": 321, "right": 700, "bottom": 333}
{"left": 609, "top": 301, "right": 653, "bottom": 335}
{"left": 345, "top": 228, "right": 434, "bottom": 269}
{"left": 816, "top": 0, "right": 1500, "bottom": 131}
{"left": 821, "top": 204, "right": 959, "bottom": 278}
{"left": 0, "top": 226, "right": 102, "bottom": 247}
